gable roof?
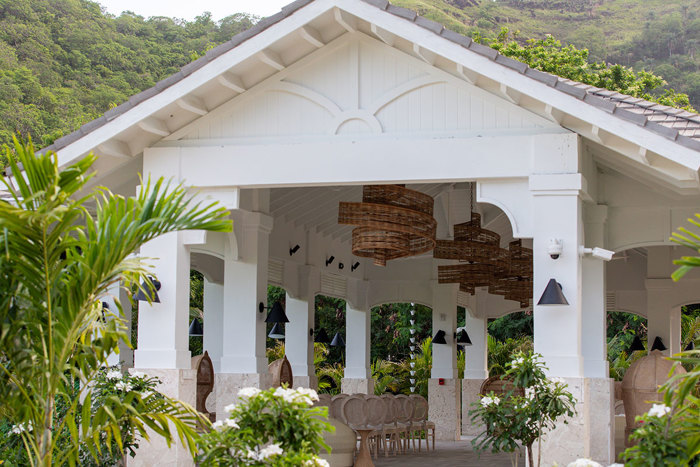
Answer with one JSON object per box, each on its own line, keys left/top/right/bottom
{"left": 43, "top": 0, "right": 700, "bottom": 193}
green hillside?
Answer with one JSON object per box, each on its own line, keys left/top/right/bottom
{"left": 0, "top": 0, "right": 697, "bottom": 152}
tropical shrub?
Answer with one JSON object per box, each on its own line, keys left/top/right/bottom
{"left": 0, "top": 137, "right": 231, "bottom": 466}
{"left": 470, "top": 351, "right": 577, "bottom": 467}
{"left": 196, "top": 386, "right": 333, "bottom": 466}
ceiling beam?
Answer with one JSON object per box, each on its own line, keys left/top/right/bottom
{"left": 176, "top": 95, "right": 208, "bottom": 116}
{"left": 370, "top": 23, "right": 395, "bottom": 46}
{"left": 456, "top": 64, "right": 479, "bottom": 85}
{"left": 413, "top": 43, "right": 436, "bottom": 65}
{"left": 300, "top": 25, "right": 324, "bottom": 48}
{"left": 97, "top": 139, "right": 132, "bottom": 159}
{"left": 498, "top": 83, "right": 521, "bottom": 105}
{"left": 258, "top": 50, "right": 285, "bottom": 71}
{"left": 217, "top": 72, "right": 246, "bottom": 93}
{"left": 138, "top": 117, "right": 170, "bottom": 137}
{"left": 334, "top": 7, "right": 357, "bottom": 33}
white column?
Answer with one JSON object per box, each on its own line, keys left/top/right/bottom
{"left": 429, "top": 281, "right": 460, "bottom": 441}
{"left": 134, "top": 231, "right": 192, "bottom": 369}
{"left": 669, "top": 306, "right": 682, "bottom": 356}
{"left": 203, "top": 278, "right": 224, "bottom": 373}
{"left": 646, "top": 279, "right": 674, "bottom": 356}
{"left": 531, "top": 174, "right": 613, "bottom": 465}
{"left": 582, "top": 204, "right": 609, "bottom": 378}
{"left": 217, "top": 211, "right": 273, "bottom": 417}
{"left": 461, "top": 294, "right": 489, "bottom": 437}
{"left": 285, "top": 292, "right": 317, "bottom": 388}
{"left": 342, "top": 302, "right": 373, "bottom": 394}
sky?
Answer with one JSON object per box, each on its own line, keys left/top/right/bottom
{"left": 96, "top": 0, "right": 290, "bottom": 21}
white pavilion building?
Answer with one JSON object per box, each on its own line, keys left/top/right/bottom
{"left": 46, "top": 0, "right": 700, "bottom": 464}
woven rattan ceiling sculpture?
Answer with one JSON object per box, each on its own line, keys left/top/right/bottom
{"left": 338, "top": 185, "right": 437, "bottom": 266}
{"left": 434, "top": 212, "right": 533, "bottom": 307}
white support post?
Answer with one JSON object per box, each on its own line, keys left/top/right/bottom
{"left": 134, "top": 231, "right": 192, "bottom": 369}
{"left": 217, "top": 211, "right": 273, "bottom": 417}
{"left": 203, "top": 277, "right": 224, "bottom": 373}
{"left": 461, "top": 291, "right": 489, "bottom": 437}
{"left": 531, "top": 174, "right": 613, "bottom": 465}
{"left": 646, "top": 278, "right": 675, "bottom": 356}
{"left": 342, "top": 302, "right": 373, "bottom": 394}
{"left": 285, "top": 291, "right": 318, "bottom": 389}
{"left": 429, "top": 281, "right": 460, "bottom": 441}
{"left": 131, "top": 231, "right": 197, "bottom": 466}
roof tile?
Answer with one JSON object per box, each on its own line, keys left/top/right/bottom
{"left": 440, "top": 28, "right": 471, "bottom": 47}
{"left": 583, "top": 94, "right": 616, "bottom": 113}
{"left": 555, "top": 81, "right": 587, "bottom": 99}
{"left": 524, "top": 68, "right": 558, "bottom": 87}
{"left": 645, "top": 121, "right": 679, "bottom": 140}
{"left": 129, "top": 86, "right": 160, "bottom": 106}
{"left": 468, "top": 41, "right": 498, "bottom": 59}
{"left": 386, "top": 4, "right": 417, "bottom": 21}
{"left": 415, "top": 16, "right": 444, "bottom": 35}
{"left": 614, "top": 108, "right": 648, "bottom": 126}
{"left": 361, "top": 0, "right": 390, "bottom": 10}
{"left": 677, "top": 135, "right": 700, "bottom": 152}
{"left": 282, "top": 0, "right": 314, "bottom": 14}
{"left": 104, "top": 101, "right": 133, "bottom": 122}
{"left": 495, "top": 54, "right": 528, "bottom": 73}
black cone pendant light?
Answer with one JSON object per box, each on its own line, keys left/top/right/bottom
{"left": 432, "top": 330, "right": 447, "bottom": 345}
{"left": 650, "top": 336, "right": 667, "bottom": 352}
{"left": 263, "top": 302, "right": 289, "bottom": 323}
{"left": 330, "top": 332, "right": 345, "bottom": 347}
{"left": 134, "top": 277, "right": 161, "bottom": 303}
{"left": 188, "top": 318, "right": 203, "bottom": 336}
{"left": 537, "top": 279, "right": 569, "bottom": 305}
{"left": 629, "top": 335, "right": 645, "bottom": 352}
{"left": 456, "top": 329, "right": 472, "bottom": 345}
{"left": 268, "top": 322, "right": 285, "bottom": 339}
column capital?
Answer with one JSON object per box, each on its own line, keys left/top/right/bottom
{"left": 235, "top": 210, "right": 274, "bottom": 234}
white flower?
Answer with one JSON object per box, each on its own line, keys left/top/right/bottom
{"left": 296, "top": 387, "right": 319, "bottom": 403}
{"left": 304, "top": 458, "right": 330, "bottom": 467}
{"left": 115, "top": 381, "right": 132, "bottom": 392}
{"left": 10, "top": 422, "right": 32, "bottom": 435}
{"left": 131, "top": 371, "right": 145, "bottom": 379}
{"left": 238, "top": 387, "right": 261, "bottom": 399}
{"left": 549, "top": 377, "right": 565, "bottom": 386}
{"left": 480, "top": 395, "right": 500, "bottom": 407}
{"left": 524, "top": 387, "right": 536, "bottom": 400}
{"left": 259, "top": 443, "right": 283, "bottom": 459}
{"left": 647, "top": 403, "right": 671, "bottom": 417}
{"left": 106, "top": 370, "right": 122, "bottom": 380}
{"left": 510, "top": 357, "right": 524, "bottom": 368}
{"left": 212, "top": 420, "right": 224, "bottom": 429}
{"left": 224, "top": 418, "right": 239, "bottom": 429}
{"left": 566, "top": 459, "right": 602, "bottom": 467}
{"left": 224, "top": 403, "right": 236, "bottom": 413}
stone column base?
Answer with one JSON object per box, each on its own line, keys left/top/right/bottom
{"left": 215, "top": 372, "right": 272, "bottom": 419}
{"left": 127, "top": 368, "right": 196, "bottom": 467}
{"left": 341, "top": 377, "right": 374, "bottom": 395}
{"left": 293, "top": 375, "right": 319, "bottom": 390}
{"left": 428, "top": 378, "right": 460, "bottom": 441}
{"left": 535, "top": 377, "right": 614, "bottom": 466}
{"left": 461, "top": 378, "right": 486, "bottom": 436}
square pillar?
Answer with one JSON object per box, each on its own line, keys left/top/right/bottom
{"left": 462, "top": 297, "right": 488, "bottom": 436}
{"left": 531, "top": 174, "right": 613, "bottom": 465}
{"left": 134, "top": 231, "right": 192, "bottom": 369}
{"left": 285, "top": 292, "right": 318, "bottom": 389}
{"left": 646, "top": 278, "right": 675, "bottom": 356}
{"left": 429, "top": 282, "right": 460, "bottom": 441}
{"left": 342, "top": 302, "right": 373, "bottom": 394}
{"left": 203, "top": 278, "right": 224, "bottom": 373}
{"left": 106, "top": 282, "right": 134, "bottom": 368}
{"left": 217, "top": 212, "right": 273, "bottom": 417}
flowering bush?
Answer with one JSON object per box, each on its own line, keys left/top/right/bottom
{"left": 621, "top": 351, "right": 700, "bottom": 466}
{"left": 196, "top": 386, "right": 333, "bottom": 466}
{"left": 470, "top": 351, "right": 576, "bottom": 467}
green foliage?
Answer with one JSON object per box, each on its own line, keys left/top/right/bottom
{"left": 196, "top": 386, "right": 332, "bottom": 466}
{"left": 470, "top": 351, "right": 577, "bottom": 467}
{"left": 0, "top": 0, "right": 257, "bottom": 151}
{"left": 486, "top": 334, "right": 533, "bottom": 377}
{"left": 622, "top": 351, "right": 700, "bottom": 466}
{"left": 0, "top": 137, "right": 231, "bottom": 466}
{"left": 671, "top": 214, "right": 700, "bottom": 280}
{"left": 479, "top": 28, "right": 695, "bottom": 111}
{"left": 488, "top": 312, "right": 533, "bottom": 342}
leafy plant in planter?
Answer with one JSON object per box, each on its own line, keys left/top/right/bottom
{"left": 196, "top": 386, "right": 333, "bottom": 466}
{"left": 0, "top": 137, "right": 231, "bottom": 466}
{"left": 470, "top": 351, "right": 577, "bottom": 467}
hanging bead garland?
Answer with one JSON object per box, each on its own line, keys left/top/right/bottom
{"left": 409, "top": 303, "right": 416, "bottom": 393}
{"left": 338, "top": 185, "right": 437, "bottom": 267}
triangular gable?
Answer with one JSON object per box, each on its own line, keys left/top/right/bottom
{"left": 46, "top": 0, "right": 700, "bottom": 193}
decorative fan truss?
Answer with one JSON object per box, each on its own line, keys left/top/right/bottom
{"left": 434, "top": 213, "right": 533, "bottom": 307}
{"left": 338, "top": 185, "right": 437, "bottom": 266}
